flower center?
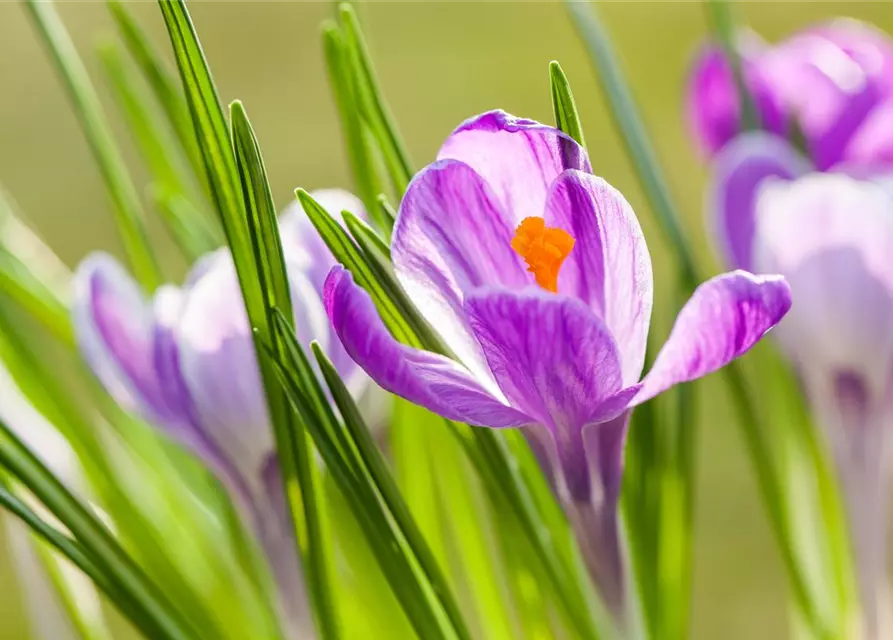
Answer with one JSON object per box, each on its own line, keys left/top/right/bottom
{"left": 510, "top": 217, "right": 575, "bottom": 293}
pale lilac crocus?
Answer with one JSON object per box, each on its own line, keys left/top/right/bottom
{"left": 710, "top": 131, "right": 893, "bottom": 638}
{"left": 72, "top": 190, "right": 368, "bottom": 636}
{"left": 688, "top": 19, "right": 893, "bottom": 170}
{"left": 324, "top": 110, "right": 791, "bottom": 617}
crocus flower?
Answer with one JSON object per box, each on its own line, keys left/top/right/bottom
{"left": 710, "top": 131, "right": 893, "bottom": 638}
{"left": 324, "top": 110, "right": 791, "bottom": 617}
{"left": 688, "top": 19, "right": 893, "bottom": 170}
{"left": 72, "top": 189, "right": 368, "bottom": 636}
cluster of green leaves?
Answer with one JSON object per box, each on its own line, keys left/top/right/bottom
{"left": 0, "top": 1, "right": 288, "bottom": 638}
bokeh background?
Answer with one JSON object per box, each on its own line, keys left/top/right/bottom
{"left": 1, "top": 2, "right": 891, "bottom": 638}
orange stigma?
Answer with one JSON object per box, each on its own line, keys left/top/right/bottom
{"left": 510, "top": 217, "right": 575, "bottom": 293}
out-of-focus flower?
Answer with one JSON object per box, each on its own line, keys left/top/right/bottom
{"left": 324, "top": 110, "right": 791, "bottom": 617}
{"left": 710, "top": 131, "right": 893, "bottom": 638}
{"left": 72, "top": 189, "right": 369, "bottom": 634}
{"left": 688, "top": 19, "right": 893, "bottom": 170}
{"left": 0, "top": 363, "right": 106, "bottom": 640}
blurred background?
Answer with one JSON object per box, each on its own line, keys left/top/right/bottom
{"left": 0, "top": 2, "right": 890, "bottom": 638}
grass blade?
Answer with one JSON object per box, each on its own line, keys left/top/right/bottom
{"left": 550, "top": 61, "right": 586, "bottom": 148}
{"left": 23, "top": 0, "right": 160, "bottom": 290}
{"left": 268, "top": 321, "right": 462, "bottom": 640}
{"left": 156, "top": 0, "right": 252, "bottom": 269}
{"left": 565, "top": 0, "right": 697, "bottom": 286}
{"left": 338, "top": 4, "right": 414, "bottom": 195}
{"left": 108, "top": 0, "right": 205, "bottom": 181}
{"left": 0, "top": 481, "right": 137, "bottom": 627}
{"left": 703, "top": 0, "right": 760, "bottom": 131}
{"left": 230, "top": 99, "right": 338, "bottom": 640}
{"left": 0, "top": 421, "right": 200, "bottom": 640}
{"left": 0, "top": 189, "right": 73, "bottom": 348}
{"left": 322, "top": 23, "right": 390, "bottom": 231}
{"left": 99, "top": 42, "right": 220, "bottom": 260}
{"left": 311, "top": 341, "right": 474, "bottom": 640}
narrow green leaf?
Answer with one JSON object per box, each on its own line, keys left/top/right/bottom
{"left": 322, "top": 23, "right": 390, "bottom": 231}
{"left": 0, "top": 189, "right": 73, "bottom": 348}
{"left": 703, "top": 0, "right": 760, "bottom": 131}
{"left": 23, "top": 0, "right": 160, "bottom": 290}
{"left": 267, "top": 323, "right": 461, "bottom": 640}
{"left": 0, "top": 481, "right": 136, "bottom": 626}
{"left": 156, "top": 0, "right": 254, "bottom": 279}
{"left": 342, "top": 210, "right": 390, "bottom": 261}
{"left": 99, "top": 42, "right": 220, "bottom": 260}
{"left": 33, "top": 535, "right": 113, "bottom": 640}
{"left": 338, "top": 4, "right": 414, "bottom": 195}
{"left": 0, "top": 311, "right": 231, "bottom": 638}
{"left": 427, "top": 423, "right": 518, "bottom": 639}
{"left": 722, "top": 364, "right": 832, "bottom": 637}
{"left": 377, "top": 194, "right": 398, "bottom": 228}
{"left": 230, "top": 99, "right": 338, "bottom": 640}
{"left": 549, "top": 61, "right": 587, "bottom": 148}
{"left": 148, "top": 187, "right": 220, "bottom": 260}
{"left": 0, "top": 421, "right": 200, "bottom": 640}
{"left": 108, "top": 0, "right": 205, "bottom": 180}
{"left": 153, "top": 10, "right": 321, "bottom": 633}
{"left": 787, "top": 114, "right": 811, "bottom": 159}
{"left": 320, "top": 470, "right": 414, "bottom": 639}
{"left": 564, "top": 0, "right": 697, "bottom": 286}
{"left": 312, "top": 342, "right": 474, "bottom": 640}
{"left": 296, "top": 189, "right": 420, "bottom": 346}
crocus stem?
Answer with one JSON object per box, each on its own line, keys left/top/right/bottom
{"left": 807, "top": 370, "right": 893, "bottom": 640}
{"left": 567, "top": 499, "right": 627, "bottom": 631}
{"left": 839, "top": 451, "right": 892, "bottom": 640}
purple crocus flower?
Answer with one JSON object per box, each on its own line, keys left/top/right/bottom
{"left": 72, "top": 189, "right": 368, "bottom": 636}
{"left": 710, "top": 132, "right": 893, "bottom": 637}
{"left": 688, "top": 19, "right": 893, "bottom": 170}
{"left": 323, "top": 110, "right": 791, "bottom": 616}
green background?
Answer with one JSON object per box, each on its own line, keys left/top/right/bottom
{"left": 0, "top": 2, "right": 889, "bottom": 638}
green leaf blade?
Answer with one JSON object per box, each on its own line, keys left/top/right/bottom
{"left": 230, "top": 99, "right": 338, "bottom": 640}
{"left": 98, "top": 42, "right": 220, "bottom": 260}
{"left": 549, "top": 61, "right": 587, "bottom": 148}
{"left": 338, "top": 4, "right": 414, "bottom": 196}
{"left": 24, "top": 0, "right": 160, "bottom": 289}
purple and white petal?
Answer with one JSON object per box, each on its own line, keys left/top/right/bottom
{"left": 325, "top": 267, "right": 532, "bottom": 428}
{"left": 708, "top": 132, "right": 811, "bottom": 270}
{"left": 544, "top": 170, "right": 654, "bottom": 385}
{"left": 753, "top": 173, "right": 893, "bottom": 390}
{"left": 844, "top": 100, "right": 893, "bottom": 171}
{"left": 150, "top": 286, "right": 212, "bottom": 443}
{"left": 686, "top": 36, "right": 786, "bottom": 155}
{"left": 176, "top": 254, "right": 274, "bottom": 489}
{"left": 764, "top": 21, "right": 893, "bottom": 170}
{"left": 72, "top": 253, "right": 179, "bottom": 426}
{"left": 437, "top": 110, "right": 591, "bottom": 226}
{"left": 464, "top": 288, "right": 625, "bottom": 501}
{"left": 393, "top": 159, "right": 528, "bottom": 386}
{"left": 633, "top": 271, "right": 791, "bottom": 405}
